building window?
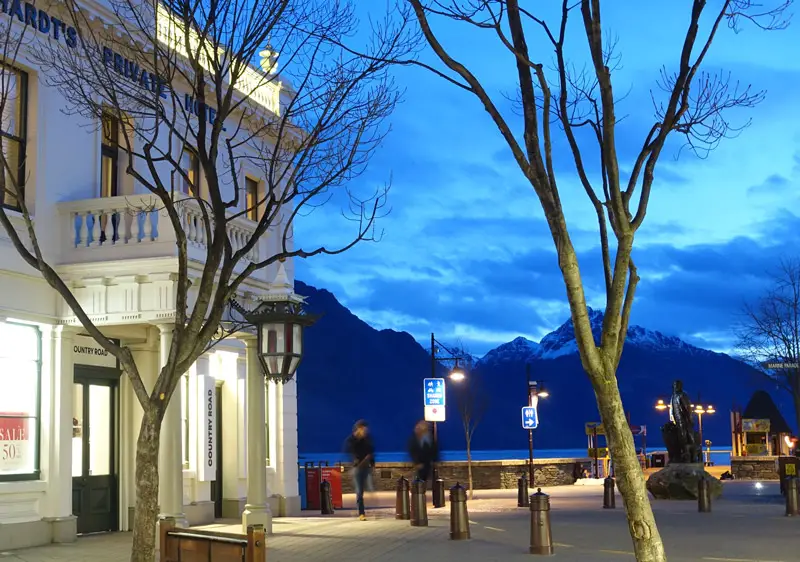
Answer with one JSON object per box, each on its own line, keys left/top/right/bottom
{"left": 181, "top": 373, "right": 190, "bottom": 469}
{"left": 0, "top": 321, "right": 40, "bottom": 480}
{"left": 179, "top": 146, "right": 199, "bottom": 196}
{"left": 0, "top": 64, "right": 27, "bottom": 211}
{"left": 245, "top": 177, "right": 258, "bottom": 221}
{"left": 101, "top": 113, "right": 120, "bottom": 198}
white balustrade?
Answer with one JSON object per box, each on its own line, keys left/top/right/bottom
{"left": 59, "top": 195, "right": 262, "bottom": 265}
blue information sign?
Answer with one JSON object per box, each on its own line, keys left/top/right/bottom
{"left": 522, "top": 406, "right": 538, "bottom": 429}
{"left": 424, "top": 378, "right": 446, "bottom": 407}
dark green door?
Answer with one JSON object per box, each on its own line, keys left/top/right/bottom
{"left": 72, "top": 375, "right": 118, "bottom": 534}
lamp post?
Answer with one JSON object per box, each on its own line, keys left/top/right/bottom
{"left": 525, "top": 363, "right": 548, "bottom": 485}
{"left": 429, "top": 333, "right": 468, "bottom": 503}
{"left": 227, "top": 267, "right": 319, "bottom": 532}
{"left": 691, "top": 402, "right": 715, "bottom": 459}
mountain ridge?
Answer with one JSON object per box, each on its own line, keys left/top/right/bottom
{"left": 294, "top": 280, "right": 788, "bottom": 454}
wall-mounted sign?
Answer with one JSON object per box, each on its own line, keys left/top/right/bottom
{"left": 196, "top": 375, "right": 216, "bottom": 481}
{"left": 73, "top": 335, "right": 117, "bottom": 368}
{"left": 0, "top": 414, "right": 31, "bottom": 473}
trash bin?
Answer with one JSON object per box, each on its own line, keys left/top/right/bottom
{"left": 321, "top": 465, "right": 344, "bottom": 509}
{"left": 304, "top": 462, "right": 321, "bottom": 510}
{"left": 651, "top": 453, "right": 666, "bottom": 468}
{"left": 298, "top": 465, "right": 308, "bottom": 510}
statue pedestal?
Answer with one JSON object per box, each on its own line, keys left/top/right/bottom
{"left": 646, "top": 463, "right": 723, "bottom": 500}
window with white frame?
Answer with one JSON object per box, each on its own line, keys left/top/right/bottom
{"left": 181, "top": 372, "right": 190, "bottom": 468}
{"left": 0, "top": 321, "right": 40, "bottom": 480}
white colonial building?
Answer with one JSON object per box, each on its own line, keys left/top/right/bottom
{"left": 0, "top": 0, "right": 301, "bottom": 551}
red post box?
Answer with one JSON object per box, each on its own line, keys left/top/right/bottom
{"left": 321, "top": 466, "right": 344, "bottom": 509}
{"left": 305, "top": 466, "right": 321, "bottom": 510}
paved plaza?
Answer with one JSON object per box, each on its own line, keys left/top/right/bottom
{"left": 2, "top": 483, "right": 797, "bottom": 561}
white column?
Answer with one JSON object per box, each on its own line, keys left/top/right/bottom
{"left": 157, "top": 324, "right": 187, "bottom": 526}
{"left": 241, "top": 336, "right": 272, "bottom": 534}
{"left": 44, "top": 326, "right": 77, "bottom": 541}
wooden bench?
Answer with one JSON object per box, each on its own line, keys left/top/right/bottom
{"left": 159, "top": 517, "right": 266, "bottom": 562}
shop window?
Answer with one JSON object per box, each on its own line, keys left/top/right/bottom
{"left": 178, "top": 146, "right": 200, "bottom": 196}
{"left": 0, "top": 64, "right": 27, "bottom": 211}
{"left": 245, "top": 177, "right": 259, "bottom": 221}
{"left": 0, "top": 321, "right": 40, "bottom": 480}
{"left": 181, "top": 373, "right": 190, "bottom": 469}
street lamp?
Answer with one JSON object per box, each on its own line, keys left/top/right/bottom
{"left": 228, "top": 267, "right": 319, "bottom": 384}
{"left": 429, "top": 333, "right": 469, "bottom": 507}
{"left": 655, "top": 399, "right": 668, "bottom": 411}
{"left": 449, "top": 360, "right": 466, "bottom": 382}
{"left": 526, "top": 364, "right": 548, "bottom": 484}
{"left": 691, "top": 403, "right": 715, "bottom": 457}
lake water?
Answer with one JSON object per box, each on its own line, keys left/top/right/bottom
{"left": 299, "top": 447, "right": 733, "bottom": 466}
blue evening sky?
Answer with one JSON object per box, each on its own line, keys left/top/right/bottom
{"left": 294, "top": 3, "right": 800, "bottom": 356}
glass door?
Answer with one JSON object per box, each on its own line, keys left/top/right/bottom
{"left": 72, "top": 379, "right": 117, "bottom": 534}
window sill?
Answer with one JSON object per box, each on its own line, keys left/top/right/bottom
{"left": 0, "top": 480, "right": 46, "bottom": 494}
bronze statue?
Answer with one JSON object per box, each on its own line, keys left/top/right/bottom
{"left": 660, "top": 380, "right": 701, "bottom": 463}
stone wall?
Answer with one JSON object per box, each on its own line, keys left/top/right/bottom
{"left": 731, "top": 456, "right": 779, "bottom": 480}
{"left": 338, "top": 458, "right": 591, "bottom": 494}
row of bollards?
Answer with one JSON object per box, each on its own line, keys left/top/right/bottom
{"left": 396, "top": 475, "right": 557, "bottom": 555}
{"left": 396, "top": 477, "right": 471, "bottom": 539}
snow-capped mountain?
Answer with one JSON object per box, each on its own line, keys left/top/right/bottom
{"left": 479, "top": 307, "right": 712, "bottom": 365}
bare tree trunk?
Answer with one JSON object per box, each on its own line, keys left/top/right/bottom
{"left": 131, "top": 407, "right": 162, "bottom": 562}
{"left": 466, "top": 440, "right": 474, "bottom": 500}
{"left": 595, "top": 369, "right": 665, "bottom": 562}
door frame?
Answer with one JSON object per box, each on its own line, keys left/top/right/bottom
{"left": 73, "top": 363, "right": 121, "bottom": 534}
{"left": 211, "top": 381, "right": 224, "bottom": 518}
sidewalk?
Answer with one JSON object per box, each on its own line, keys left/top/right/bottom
{"left": 1, "top": 483, "right": 796, "bottom": 562}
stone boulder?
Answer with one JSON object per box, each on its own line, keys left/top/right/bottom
{"left": 646, "top": 463, "right": 723, "bottom": 500}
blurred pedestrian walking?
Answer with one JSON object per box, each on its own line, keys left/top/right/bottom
{"left": 408, "top": 420, "right": 438, "bottom": 484}
{"left": 344, "top": 419, "right": 374, "bottom": 521}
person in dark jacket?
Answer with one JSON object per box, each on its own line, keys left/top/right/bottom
{"left": 408, "top": 420, "right": 438, "bottom": 483}
{"left": 344, "top": 419, "right": 374, "bottom": 520}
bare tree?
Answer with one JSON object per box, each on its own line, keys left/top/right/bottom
{"left": 453, "top": 361, "right": 487, "bottom": 500}
{"left": 383, "top": 2, "right": 791, "bottom": 560}
{"left": 736, "top": 258, "right": 800, "bottom": 433}
{"left": 0, "top": 1, "right": 414, "bottom": 560}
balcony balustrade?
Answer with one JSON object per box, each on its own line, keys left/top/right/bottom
{"left": 57, "top": 195, "right": 268, "bottom": 279}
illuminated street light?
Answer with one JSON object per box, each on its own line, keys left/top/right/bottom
{"left": 449, "top": 361, "right": 466, "bottom": 382}
{"left": 655, "top": 399, "right": 668, "bottom": 411}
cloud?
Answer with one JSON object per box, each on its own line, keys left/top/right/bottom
{"left": 294, "top": 9, "right": 800, "bottom": 356}
{"left": 747, "top": 174, "right": 791, "bottom": 197}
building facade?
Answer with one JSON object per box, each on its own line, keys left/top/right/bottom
{"left": 0, "top": 0, "right": 299, "bottom": 550}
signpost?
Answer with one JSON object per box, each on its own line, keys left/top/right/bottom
{"left": 521, "top": 406, "right": 538, "bottom": 429}
{"left": 424, "top": 378, "right": 446, "bottom": 422}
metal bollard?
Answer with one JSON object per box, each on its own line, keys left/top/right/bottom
{"left": 697, "top": 475, "right": 711, "bottom": 513}
{"left": 410, "top": 478, "right": 429, "bottom": 527}
{"left": 518, "top": 474, "right": 530, "bottom": 507}
{"left": 785, "top": 477, "right": 799, "bottom": 516}
{"left": 433, "top": 478, "right": 446, "bottom": 508}
{"left": 320, "top": 480, "right": 334, "bottom": 515}
{"left": 603, "top": 476, "right": 616, "bottom": 509}
{"left": 449, "top": 482, "right": 471, "bottom": 540}
{"left": 529, "top": 488, "right": 554, "bottom": 556}
{"left": 396, "top": 477, "right": 411, "bottom": 520}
